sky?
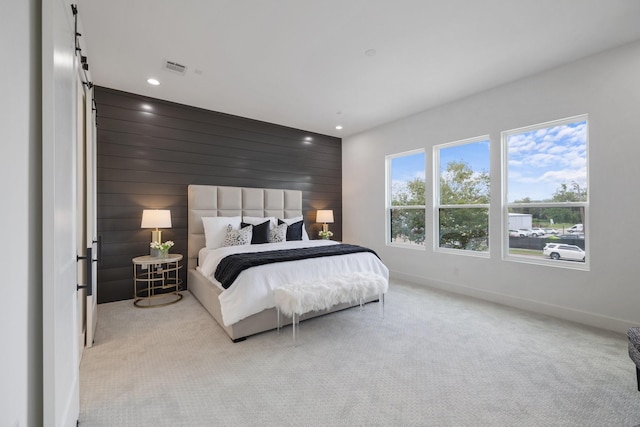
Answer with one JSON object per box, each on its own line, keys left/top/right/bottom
{"left": 391, "top": 151, "right": 425, "bottom": 183}
{"left": 507, "top": 120, "right": 587, "bottom": 202}
{"left": 390, "top": 151, "right": 425, "bottom": 202}
{"left": 439, "top": 139, "right": 490, "bottom": 175}
{"left": 390, "top": 120, "right": 587, "bottom": 203}
{"left": 391, "top": 141, "right": 490, "bottom": 200}
{"left": 391, "top": 141, "right": 491, "bottom": 184}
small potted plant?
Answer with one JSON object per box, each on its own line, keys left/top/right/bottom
{"left": 150, "top": 240, "right": 174, "bottom": 258}
{"left": 318, "top": 230, "right": 333, "bottom": 240}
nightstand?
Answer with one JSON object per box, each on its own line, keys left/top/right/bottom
{"left": 132, "top": 254, "right": 183, "bottom": 308}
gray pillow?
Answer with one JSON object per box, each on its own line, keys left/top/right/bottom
{"left": 223, "top": 224, "right": 252, "bottom": 247}
{"left": 269, "top": 223, "right": 287, "bottom": 243}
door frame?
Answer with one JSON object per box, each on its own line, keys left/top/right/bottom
{"left": 83, "top": 76, "right": 98, "bottom": 349}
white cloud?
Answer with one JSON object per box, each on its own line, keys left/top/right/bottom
{"left": 547, "top": 145, "right": 568, "bottom": 154}
{"left": 526, "top": 153, "right": 558, "bottom": 166}
{"left": 537, "top": 169, "right": 586, "bottom": 184}
{"left": 507, "top": 120, "right": 587, "bottom": 201}
{"left": 508, "top": 138, "right": 537, "bottom": 155}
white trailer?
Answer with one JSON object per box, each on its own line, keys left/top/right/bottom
{"left": 508, "top": 213, "right": 532, "bottom": 230}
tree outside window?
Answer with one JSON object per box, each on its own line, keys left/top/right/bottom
{"left": 435, "top": 138, "right": 490, "bottom": 253}
{"left": 387, "top": 150, "right": 425, "bottom": 247}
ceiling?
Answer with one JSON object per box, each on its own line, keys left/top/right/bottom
{"left": 77, "top": 0, "right": 640, "bottom": 138}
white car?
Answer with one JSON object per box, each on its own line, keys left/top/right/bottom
{"left": 544, "top": 228, "right": 559, "bottom": 235}
{"left": 517, "top": 229, "right": 533, "bottom": 237}
{"left": 508, "top": 229, "right": 520, "bottom": 237}
{"left": 530, "top": 228, "right": 546, "bottom": 237}
{"left": 567, "top": 223, "right": 584, "bottom": 233}
{"left": 543, "top": 243, "right": 585, "bottom": 262}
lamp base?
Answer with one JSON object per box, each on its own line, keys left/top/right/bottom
{"left": 151, "top": 229, "right": 162, "bottom": 244}
{"left": 150, "top": 230, "right": 162, "bottom": 256}
{"left": 322, "top": 223, "right": 328, "bottom": 233}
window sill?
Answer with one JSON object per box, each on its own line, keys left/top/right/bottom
{"left": 386, "top": 242, "right": 426, "bottom": 251}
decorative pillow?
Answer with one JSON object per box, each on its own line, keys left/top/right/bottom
{"left": 268, "top": 223, "right": 288, "bottom": 243}
{"left": 202, "top": 216, "right": 242, "bottom": 248}
{"left": 279, "top": 216, "right": 309, "bottom": 240}
{"left": 223, "top": 224, "right": 252, "bottom": 247}
{"left": 241, "top": 220, "right": 270, "bottom": 244}
{"left": 242, "top": 216, "right": 276, "bottom": 228}
{"left": 278, "top": 219, "right": 303, "bottom": 241}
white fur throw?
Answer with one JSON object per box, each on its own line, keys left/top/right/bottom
{"left": 273, "top": 272, "right": 388, "bottom": 317}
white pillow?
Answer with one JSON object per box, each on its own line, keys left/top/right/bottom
{"left": 280, "top": 215, "right": 309, "bottom": 240}
{"left": 242, "top": 216, "right": 276, "bottom": 228}
{"left": 202, "top": 216, "right": 242, "bottom": 248}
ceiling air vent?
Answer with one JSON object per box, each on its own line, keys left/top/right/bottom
{"left": 163, "top": 60, "right": 187, "bottom": 75}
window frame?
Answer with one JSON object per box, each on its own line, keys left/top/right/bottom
{"left": 502, "top": 114, "right": 589, "bottom": 270}
{"left": 385, "top": 149, "right": 426, "bottom": 250}
{"left": 433, "top": 136, "right": 491, "bottom": 257}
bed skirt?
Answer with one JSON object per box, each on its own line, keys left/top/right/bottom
{"left": 187, "top": 268, "right": 378, "bottom": 342}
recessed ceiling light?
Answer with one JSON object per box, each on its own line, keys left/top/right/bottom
{"left": 147, "top": 78, "right": 160, "bottom": 86}
{"left": 335, "top": 125, "right": 343, "bottom": 130}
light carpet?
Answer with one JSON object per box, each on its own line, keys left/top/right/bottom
{"left": 79, "top": 280, "right": 640, "bottom": 426}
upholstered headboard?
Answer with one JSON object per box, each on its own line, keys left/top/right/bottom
{"left": 187, "top": 185, "right": 303, "bottom": 270}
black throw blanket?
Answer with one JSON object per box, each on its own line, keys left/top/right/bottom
{"left": 214, "top": 244, "right": 379, "bottom": 289}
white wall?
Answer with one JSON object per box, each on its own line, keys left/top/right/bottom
{"left": 0, "top": 0, "right": 42, "bottom": 426}
{"left": 343, "top": 40, "right": 640, "bottom": 333}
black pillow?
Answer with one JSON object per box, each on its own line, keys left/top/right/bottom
{"left": 279, "top": 219, "right": 303, "bottom": 241}
{"left": 241, "top": 220, "right": 270, "bottom": 244}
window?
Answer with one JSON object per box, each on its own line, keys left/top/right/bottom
{"left": 434, "top": 137, "right": 490, "bottom": 254}
{"left": 503, "top": 115, "right": 588, "bottom": 267}
{"left": 386, "top": 150, "right": 426, "bottom": 247}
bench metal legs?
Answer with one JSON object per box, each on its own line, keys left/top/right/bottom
{"left": 276, "top": 293, "right": 386, "bottom": 347}
{"left": 292, "top": 313, "right": 299, "bottom": 346}
{"left": 276, "top": 307, "right": 299, "bottom": 346}
{"left": 359, "top": 293, "right": 384, "bottom": 317}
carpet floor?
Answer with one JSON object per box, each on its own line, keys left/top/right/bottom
{"left": 79, "top": 280, "right": 640, "bottom": 426}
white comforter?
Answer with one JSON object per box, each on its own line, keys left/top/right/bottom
{"left": 196, "top": 240, "right": 389, "bottom": 326}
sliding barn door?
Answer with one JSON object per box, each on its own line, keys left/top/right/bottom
{"left": 76, "top": 76, "right": 87, "bottom": 358}
{"left": 42, "top": 0, "right": 80, "bottom": 425}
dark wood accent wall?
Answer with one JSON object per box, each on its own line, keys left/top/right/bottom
{"left": 96, "top": 87, "right": 342, "bottom": 303}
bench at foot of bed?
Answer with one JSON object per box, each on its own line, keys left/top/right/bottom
{"left": 273, "top": 272, "right": 388, "bottom": 346}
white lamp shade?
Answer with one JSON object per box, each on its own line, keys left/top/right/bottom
{"left": 316, "top": 210, "right": 334, "bottom": 224}
{"left": 141, "top": 209, "right": 172, "bottom": 229}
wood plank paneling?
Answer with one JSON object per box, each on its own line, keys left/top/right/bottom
{"left": 96, "top": 87, "right": 342, "bottom": 303}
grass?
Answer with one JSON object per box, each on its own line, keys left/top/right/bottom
{"left": 532, "top": 223, "right": 579, "bottom": 232}
{"left": 509, "top": 248, "right": 543, "bottom": 256}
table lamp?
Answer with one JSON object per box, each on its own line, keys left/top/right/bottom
{"left": 316, "top": 209, "right": 334, "bottom": 233}
{"left": 141, "top": 209, "right": 172, "bottom": 243}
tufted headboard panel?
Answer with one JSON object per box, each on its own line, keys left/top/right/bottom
{"left": 187, "top": 185, "right": 303, "bottom": 270}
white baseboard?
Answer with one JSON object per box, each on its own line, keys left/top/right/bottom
{"left": 390, "top": 270, "right": 634, "bottom": 335}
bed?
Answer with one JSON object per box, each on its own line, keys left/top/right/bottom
{"left": 187, "top": 184, "right": 389, "bottom": 342}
